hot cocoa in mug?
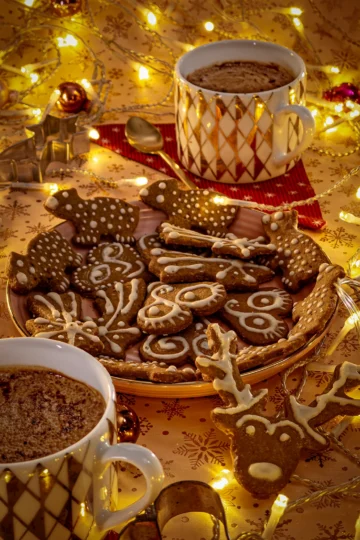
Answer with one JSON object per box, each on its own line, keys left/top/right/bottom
{"left": 175, "top": 40, "right": 315, "bottom": 184}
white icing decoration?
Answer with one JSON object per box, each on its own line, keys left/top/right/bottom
{"left": 280, "top": 433, "right": 290, "bottom": 442}
{"left": 89, "top": 264, "right": 111, "bottom": 284}
{"left": 16, "top": 260, "right": 24, "bottom": 267}
{"left": 16, "top": 272, "right": 28, "bottom": 285}
{"left": 140, "top": 188, "right": 149, "bottom": 197}
{"left": 246, "top": 425, "right": 255, "bottom": 435}
{"left": 248, "top": 462, "right": 283, "bottom": 481}
{"left": 149, "top": 306, "right": 160, "bottom": 316}
{"left": 156, "top": 195, "right": 165, "bottom": 203}
{"left": 90, "top": 220, "right": 97, "bottom": 228}
{"left": 45, "top": 196, "right": 59, "bottom": 210}
{"left": 274, "top": 212, "right": 284, "bottom": 221}
{"left": 62, "top": 191, "right": 69, "bottom": 198}
{"left": 159, "top": 182, "right": 166, "bottom": 189}
{"left": 270, "top": 223, "right": 278, "bottom": 231}
{"left": 142, "top": 335, "right": 190, "bottom": 361}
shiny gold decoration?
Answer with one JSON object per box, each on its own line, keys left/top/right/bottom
{"left": 50, "top": 0, "right": 82, "bottom": 17}
{"left": 56, "top": 82, "right": 89, "bottom": 114}
{"left": 116, "top": 403, "right": 140, "bottom": 443}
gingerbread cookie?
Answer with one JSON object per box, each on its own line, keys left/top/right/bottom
{"left": 289, "top": 263, "right": 345, "bottom": 340}
{"left": 91, "top": 279, "right": 146, "bottom": 358}
{"left": 159, "top": 222, "right": 276, "bottom": 260}
{"left": 71, "top": 243, "right": 153, "bottom": 296}
{"left": 99, "top": 357, "right": 198, "bottom": 383}
{"left": 149, "top": 248, "right": 273, "bottom": 291}
{"left": 44, "top": 188, "right": 140, "bottom": 246}
{"left": 196, "top": 324, "right": 360, "bottom": 498}
{"left": 26, "top": 291, "right": 103, "bottom": 354}
{"left": 139, "top": 179, "right": 239, "bottom": 236}
{"left": 136, "top": 234, "right": 163, "bottom": 263}
{"left": 137, "top": 282, "right": 227, "bottom": 335}
{"left": 261, "top": 210, "right": 329, "bottom": 292}
{"left": 7, "top": 230, "right": 83, "bottom": 294}
{"left": 221, "top": 288, "right": 293, "bottom": 345}
{"left": 235, "top": 334, "right": 307, "bottom": 371}
{"left": 140, "top": 318, "right": 213, "bottom": 365}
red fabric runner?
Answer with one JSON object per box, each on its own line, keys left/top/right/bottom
{"left": 94, "top": 123, "right": 325, "bottom": 230}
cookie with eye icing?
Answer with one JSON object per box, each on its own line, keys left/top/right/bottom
{"left": 221, "top": 288, "right": 293, "bottom": 345}
{"left": 140, "top": 318, "right": 214, "bottom": 365}
{"left": 137, "top": 282, "right": 227, "bottom": 335}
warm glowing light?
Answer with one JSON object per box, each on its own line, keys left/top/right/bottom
{"left": 327, "top": 312, "right": 360, "bottom": 356}
{"left": 330, "top": 66, "right": 340, "bottom": 74}
{"left": 210, "top": 469, "right": 233, "bottom": 490}
{"left": 311, "top": 108, "right": 318, "bottom": 117}
{"left": 80, "top": 502, "right": 86, "bottom": 517}
{"left": 134, "top": 176, "right": 148, "bottom": 186}
{"left": 356, "top": 187, "right": 360, "bottom": 199}
{"left": 81, "top": 79, "right": 91, "bottom": 89}
{"left": 89, "top": 128, "right": 100, "bottom": 140}
{"left": 289, "top": 7, "right": 302, "bottom": 15}
{"left": 138, "top": 66, "right": 149, "bottom": 80}
{"left": 32, "top": 108, "right": 41, "bottom": 116}
{"left": 324, "top": 116, "right": 334, "bottom": 126}
{"left": 334, "top": 103, "right": 343, "bottom": 113}
{"left": 30, "top": 73, "right": 39, "bottom": 83}
{"left": 147, "top": 11, "right": 157, "bottom": 25}
{"left": 213, "top": 195, "right": 226, "bottom": 205}
{"left": 47, "top": 183, "right": 59, "bottom": 195}
{"left": 340, "top": 211, "right": 360, "bottom": 225}
{"left": 57, "top": 34, "right": 78, "bottom": 47}
{"left": 24, "top": 0, "right": 35, "bottom": 5}
{"left": 42, "top": 469, "right": 49, "bottom": 476}
{"left": 292, "top": 17, "right": 302, "bottom": 28}
{"left": 92, "top": 156, "right": 99, "bottom": 163}
{"left": 262, "top": 494, "right": 289, "bottom": 540}
{"left": 350, "top": 110, "right": 360, "bottom": 118}
{"left": 346, "top": 100, "right": 355, "bottom": 109}
{"left": 355, "top": 513, "right": 360, "bottom": 540}
{"left": 204, "top": 21, "right": 215, "bottom": 31}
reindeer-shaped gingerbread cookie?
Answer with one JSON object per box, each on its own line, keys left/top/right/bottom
{"left": 196, "top": 324, "right": 360, "bottom": 498}
{"left": 261, "top": 210, "right": 329, "bottom": 292}
{"left": 44, "top": 188, "right": 140, "bottom": 246}
{"left": 139, "top": 179, "right": 239, "bottom": 237}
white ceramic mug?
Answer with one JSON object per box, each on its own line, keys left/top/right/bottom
{"left": 175, "top": 40, "right": 315, "bottom": 184}
{"left": 0, "top": 338, "right": 164, "bottom": 539}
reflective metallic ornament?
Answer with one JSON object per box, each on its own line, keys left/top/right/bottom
{"left": 116, "top": 403, "right": 140, "bottom": 443}
{"left": 0, "top": 79, "right": 9, "bottom": 108}
{"left": 50, "top": 0, "right": 82, "bottom": 16}
{"left": 323, "top": 82, "right": 360, "bottom": 104}
{"left": 56, "top": 82, "right": 89, "bottom": 114}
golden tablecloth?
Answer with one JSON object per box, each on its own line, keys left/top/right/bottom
{"left": 0, "top": 0, "right": 359, "bottom": 538}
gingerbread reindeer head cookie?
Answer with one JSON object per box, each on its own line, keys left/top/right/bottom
{"left": 196, "top": 324, "right": 360, "bottom": 498}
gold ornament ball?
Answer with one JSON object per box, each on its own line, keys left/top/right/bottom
{"left": 0, "top": 79, "right": 9, "bottom": 108}
{"left": 50, "top": 0, "right": 82, "bottom": 16}
{"left": 56, "top": 81, "right": 89, "bottom": 114}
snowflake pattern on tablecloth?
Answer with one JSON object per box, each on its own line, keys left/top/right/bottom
{"left": 305, "top": 480, "right": 342, "bottom": 509}
{"left": 156, "top": 399, "right": 190, "bottom": 420}
{"left": 311, "top": 520, "right": 352, "bottom": 540}
{"left": 319, "top": 227, "right": 357, "bottom": 249}
{"left": 0, "top": 200, "right": 31, "bottom": 220}
{"left": 116, "top": 393, "right": 136, "bottom": 406}
{"left": 308, "top": 370, "right": 333, "bottom": 388}
{"left": 159, "top": 459, "right": 176, "bottom": 479}
{"left": 305, "top": 448, "right": 336, "bottom": 468}
{"left": 138, "top": 416, "right": 153, "bottom": 436}
{"left": 173, "top": 428, "right": 229, "bottom": 469}
{"left": 25, "top": 222, "right": 51, "bottom": 235}
{"left": 245, "top": 516, "right": 295, "bottom": 540}
{"left": 0, "top": 228, "right": 18, "bottom": 241}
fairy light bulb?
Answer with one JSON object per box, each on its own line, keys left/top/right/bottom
{"left": 339, "top": 211, "right": 360, "bottom": 225}
{"left": 356, "top": 187, "right": 360, "bottom": 199}
{"left": 324, "top": 116, "right": 334, "bottom": 126}
{"left": 349, "top": 110, "right": 360, "bottom": 118}
{"left": 334, "top": 103, "right": 343, "bottom": 113}
{"left": 47, "top": 183, "right": 59, "bottom": 195}
{"left": 134, "top": 176, "right": 148, "bottom": 186}
{"left": 147, "top": 11, "right": 157, "bottom": 25}
{"left": 292, "top": 17, "right": 302, "bottom": 28}
{"left": 262, "top": 494, "right": 289, "bottom": 540}
{"left": 346, "top": 100, "right": 355, "bottom": 109}
{"left": 355, "top": 513, "right": 360, "bottom": 540}
{"left": 330, "top": 66, "right": 340, "bottom": 73}
{"left": 30, "top": 73, "right": 39, "bottom": 83}
{"left": 24, "top": 0, "right": 35, "bottom": 5}
{"left": 32, "top": 108, "right": 41, "bottom": 117}
{"left": 81, "top": 79, "right": 91, "bottom": 89}
{"left": 210, "top": 469, "right": 234, "bottom": 490}
{"left": 289, "top": 7, "right": 302, "bottom": 15}
{"left": 326, "top": 313, "right": 360, "bottom": 356}
{"left": 138, "top": 66, "right": 149, "bottom": 80}
{"left": 80, "top": 502, "right": 86, "bottom": 517}
{"left": 57, "top": 34, "right": 78, "bottom": 47}
{"left": 311, "top": 108, "right": 318, "bottom": 117}
{"left": 89, "top": 128, "right": 100, "bottom": 140}
{"left": 204, "top": 21, "right": 215, "bottom": 31}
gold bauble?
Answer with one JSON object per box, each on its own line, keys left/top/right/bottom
{"left": 56, "top": 81, "right": 89, "bottom": 114}
{"left": 50, "top": 0, "right": 82, "bottom": 17}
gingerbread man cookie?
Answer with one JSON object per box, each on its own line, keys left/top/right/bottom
{"left": 92, "top": 278, "right": 146, "bottom": 359}
{"left": 137, "top": 282, "right": 227, "bottom": 335}
{"left": 261, "top": 210, "right": 329, "bottom": 292}
{"left": 7, "top": 230, "right": 83, "bottom": 294}
{"left": 159, "top": 222, "right": 276, "bottom": 260}
{"left": 44, "top": 188, "right": 140, "bottom": 246}
{"left": 148, "top": 248, "right": 274, "bottom": 291}
{"left": 26, "top": 291, "right": 103, "bottom": 354}
{"left": 196, "top": 324, "right": 360, "bottom": 498}
{"left": 139, "top": 179, "right": 239, "bottom": 237}
{"left": 221, "top": 288, "right": 293, "bottom": 345}
{"left": 71, "top": 243, "right": 153, "bottom": 296}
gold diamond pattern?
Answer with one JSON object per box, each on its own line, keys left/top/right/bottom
{"left": 176, "top": 76, "right": 306, "bottom": 183}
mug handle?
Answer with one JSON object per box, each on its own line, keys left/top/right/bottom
{"left": 272, "top": 104, "right": 315, "bottom": 168}
{"left": 95, "top": 442, "right": 164, "bottom": 531}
